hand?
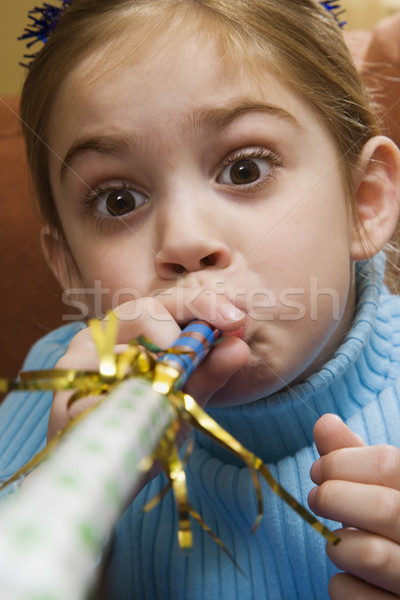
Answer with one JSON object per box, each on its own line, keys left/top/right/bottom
{"left": 308, "top": 413, "right": 400, "bottom": 599}
{"left": 48, "top": 288, "right": 249, "bottom": 441}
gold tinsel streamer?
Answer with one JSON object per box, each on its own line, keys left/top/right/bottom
{"left": 0, "top": 312, "right": 340, "bottom": 568}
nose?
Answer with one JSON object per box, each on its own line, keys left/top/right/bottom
{"left": 154, "top": 203, "right": 232, "bottom": 279}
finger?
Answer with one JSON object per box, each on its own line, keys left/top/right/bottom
{"left": 113, "top": 289, "right": 246, "bottom": 345}
{"left": 313, "top": 413, "right": 366, "bottom": 456}
{"left": 69, "top": 289, "right": 246, "bottom": 355}
{"left": 329, "top": 572, "right": 399, "bottom": 600}
{"left": 63, "top": 325, "right": 99, "bottom": 354}
{"left": 184, "top": 336, "right": 250, "bottom": 405}
{"left": 67, "top": 394, "right": 103, "bottom": 420}
{"left": 47, "top": 390, "right": 72, "bottom": 442}
{"left": 310, "top": 445, "right": 400, "bottom": 489}
{"left": 64, "top": 302, "right": 180, "bottom": 352}
{"left": 326, "top": 528, "right": 400, "bottom": 596}
{"left": 152, "top": 286, "right": 246, "bottom": 330}
{"left": 308, "top": 480, "right": 400, "bottom": 544}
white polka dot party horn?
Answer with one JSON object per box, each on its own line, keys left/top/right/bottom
{"left": 0, "top": 319, "right": 222, "bottom": 600}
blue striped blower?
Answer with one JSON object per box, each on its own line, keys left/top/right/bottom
{"left": 152, "top": 320, "right": 221, "bottom": 395}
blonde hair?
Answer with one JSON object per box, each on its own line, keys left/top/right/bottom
{"left": 20, "top": 0, "right": 380, "bottom": 235}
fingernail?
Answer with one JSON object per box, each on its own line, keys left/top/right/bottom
{"left": 218, "top": 303, "right": 245, "bottom": 322}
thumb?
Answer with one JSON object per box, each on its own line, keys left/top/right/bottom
{"left": 184, "top": 336, "right": 250, "bottom": 405}
{"left": 313, "top": 413, "right": 366, "bottom": 457}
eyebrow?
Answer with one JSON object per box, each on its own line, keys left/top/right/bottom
{"left": 59, "top": 100, "right": 301, "bottom": 182}
{"left": 60, "top": 136, "right": 134, "bottom": 182}
{"left": 192, "top": 100, "right": 301, "bottom": 133}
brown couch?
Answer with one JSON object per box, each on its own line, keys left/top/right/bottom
{"left": 1, "top": 14, "right": 400, "bottom": 382}
{"left": 0, "top": 96, "right": 64, "bottom": 380}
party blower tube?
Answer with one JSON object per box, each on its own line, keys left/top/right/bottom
{"left": 0, "top": 320, "right": 220, "bottom": 600}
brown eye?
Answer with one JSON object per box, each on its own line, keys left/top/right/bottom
{"left": 106, "top": 189, "right": 136, "bottom": 215}
{"left": 96, "top": 187, "right": 148, "bottom": 217}
{"left": 219, "top": 156, "right": 274, "bottom": 186}
{"left": 230, "top": 159, "right": 260, "bottom": 184}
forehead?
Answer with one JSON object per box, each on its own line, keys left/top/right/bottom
{"left": 55, "top": 21, "right": 262, "bottom": 101}
{"left": 51, "top": 23, "right": 313, "bottom": 134}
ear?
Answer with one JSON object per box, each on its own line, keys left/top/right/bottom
{"left": 40, "top": 225, "right": 82, "bottom": 290}
{"left": 350, "top": 136, "right": 400, "bottom": 261}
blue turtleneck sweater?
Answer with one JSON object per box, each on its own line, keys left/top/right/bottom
{"left": 1, "top": 254, "right": 400, "bottom": 599}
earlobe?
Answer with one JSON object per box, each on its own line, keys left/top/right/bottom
{"left": 40, "top": 225, "right": 81, "bottom": 290}
{"left": 350, "top": 136, "right": 400, "bottom": 261}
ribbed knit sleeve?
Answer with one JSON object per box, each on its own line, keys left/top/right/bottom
{"left": 0, "top": 322, "right": 85, "bottom": 479}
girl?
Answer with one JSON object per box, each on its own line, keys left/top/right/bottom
{"left": 2, "top": 0, "right": 400, "bottom": 597}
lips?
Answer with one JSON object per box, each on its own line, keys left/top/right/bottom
{"left": 222, "top": 326, "right": 244, "bottom": 340}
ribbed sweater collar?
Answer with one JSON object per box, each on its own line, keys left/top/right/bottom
{"left": 202, "top": 254, "right": 392, "bottom": 464}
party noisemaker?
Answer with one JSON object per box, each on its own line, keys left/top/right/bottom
{"left": 0, "top": 316, "right": 339, "bottom": 600}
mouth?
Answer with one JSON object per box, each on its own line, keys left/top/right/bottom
{"left": 222, "top": 326, "right": 245, "bottom": 340}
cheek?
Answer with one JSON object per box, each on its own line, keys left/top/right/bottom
{"left": 65, "top": 239, "right": 156, "bottom": 315}
{"left": 245, "top": 189, "right": 352, "bottom": 314}
{"left": 275, "top": 183, "right": 350, "bottom": 262}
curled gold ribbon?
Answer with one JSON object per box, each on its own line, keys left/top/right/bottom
{"left": 0, "top": 311, "right": 340, "bottom": 571}
{"left": 169, "top": 393, "right": 339, "bottom": 545}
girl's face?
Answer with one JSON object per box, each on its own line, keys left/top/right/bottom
{"left": 47, "top": 27, "right": 358, "bottom": 406}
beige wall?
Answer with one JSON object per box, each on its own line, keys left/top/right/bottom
{"left": 0, "top": 0, "right": 38, "bottom": 96}
{"left": 344, "top": 0, "right": 400, "bottom": 29}
{"left": 0, "top": 0, "right": 400, "bottom": 96}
